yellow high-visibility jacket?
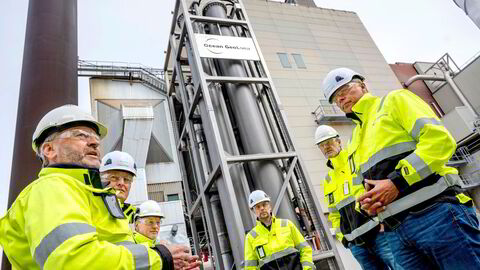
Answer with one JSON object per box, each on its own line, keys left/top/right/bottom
{"left": 244, "top": 216, "right": 315, "bottom": 270}
{"left": 347, "top": 90, "right": 470, "bottom": 224}
{"left": 122, "top": 203, "right": 137, "bottom": 224}
{"left": 134, "top": 232, "right": 156, "bottom": 248}
{"left": 324, "top": 150, "right": 379, "bottom": 246}
{"left": 0, "top": 166, "right": 163, "bottom": 270}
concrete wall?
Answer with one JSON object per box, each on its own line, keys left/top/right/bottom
{"left": 450, "top": 55, "right": 480, "bottom": 114}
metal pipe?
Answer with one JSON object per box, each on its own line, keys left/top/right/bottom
{"left": 202, "top": 2, "right": 298, "bottom": 227}
{"left": 210, "top": 195, "right": 234, "bottom": 268}
{"left": 185, "top": 36, "right": 250, "bottom": 267}
{"left": 442, "top": 69, "right": 478, "bottom": 117}
{"left": 403, "top": 74, "right": 445, "bottom": 87}
{"left": 4, "top": 1, "right": 78, "bottom": 269}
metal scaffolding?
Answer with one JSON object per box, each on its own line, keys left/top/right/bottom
{"left": 164, "top": 0, "right": 343, "bottom": 269}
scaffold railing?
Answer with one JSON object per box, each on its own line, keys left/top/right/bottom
{"left": 78, "top": 59, "right": 166, "bottom": 93}
{"left": 460, "top": 169, "right": 480, "bottom": 189}
{"left": 312, "top": 100, "right": 350, "bottom": 124}
{"left": 423, "top": 53, "right": 460, "bottom": 93}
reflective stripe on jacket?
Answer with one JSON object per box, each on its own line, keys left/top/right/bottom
{"left": 0, "top": 166, "right": 163, "bottom": 270}
{"left": 244, "top": 217, "right": 314, "bottom": 270}
{"left": 324, "top": 150, "right": 379, "bottom": 245}
{"left": 347, "top": 91, "right": 471, "bottom": 223}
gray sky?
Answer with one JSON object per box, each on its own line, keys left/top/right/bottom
{"left": 1, "top": 0, "right": 479, "bottom": 216}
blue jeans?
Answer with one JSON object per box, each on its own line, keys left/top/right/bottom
{"left": 349, "top": 231, "right": 402, "bottom": 270}
{"left": 385, "top": 202, "right": 480, "bottom": 270}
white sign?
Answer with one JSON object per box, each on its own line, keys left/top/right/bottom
{"left": 195, "top": 34, "right": 260, "bottom": 61}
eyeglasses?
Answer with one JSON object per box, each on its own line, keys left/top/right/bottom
{"left": 55, "top": 129, "right": 100, "bottom": 143}
{"left": 332, "top": 82, "right": 360, "bottom": 103}
{"left": 101, "top": 173, "right": 134, "bottom": 185}
{"left": 140, "top": 218, "right": 162, "bottom": 227}
{"left": 317, "top": 138, "right": 338, "bottom": 148}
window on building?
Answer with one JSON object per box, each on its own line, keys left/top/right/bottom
{"left": 277, "top": 53, "right": 292, "bottom": 68}
{"left": 147, "top": 183, "right": 165, "bottom": 202}
{"left": 149, "top": 190, "right": 165, "bottom": 202}
{"left": 291, "top": 53, "right": 306, "bottom": 69}
{"left": 167, "top": 193, "right": 180, "bottom": 201}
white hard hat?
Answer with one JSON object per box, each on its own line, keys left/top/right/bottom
{"left": 100, "top": 151, "right": 137, "bottom": 176}
{"left": 323, "top": 67, "right": 364, "bottom": 103}
{"left": 136, "top": 200, "right": 164, "bottom": 219}
{"left": 248, "top": 190, "right": 271, "bottom": 209}
{"left": 314, "top": 125, "right": 339, "bottom": 145}
{"left": 32, "top": 104, "right": 107, "bottom": 154}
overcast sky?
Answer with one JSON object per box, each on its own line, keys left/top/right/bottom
{"left": 1, "top": 0, "right": 479, "bottom": 217}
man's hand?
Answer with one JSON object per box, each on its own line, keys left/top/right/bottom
{"left": 168, "top": 245, "right": 201, "bottom": 270}
{"left": 357, "top": 179, "right": 399, "bottom": 215}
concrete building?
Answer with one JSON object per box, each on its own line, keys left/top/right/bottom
{"left": 87, "top": 69, "right": 184, "bottom": 205}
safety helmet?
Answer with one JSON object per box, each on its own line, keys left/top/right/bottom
{"left": 136, "top": 200, "right": 164, "bottom": 219}
{"left": 32, "top": 104, "right": 108, "bottom": 154}
{"left": 314, "top": 125, "right": 339, "bottom": 145}
{"left": 323, "top": 67, "right": 364, "bottom": 104}
{"left": 100, "top": 151, "right": 137, "bottom": 176}
{"left": 248, "top": 190, "right": 271, "bottom": 209}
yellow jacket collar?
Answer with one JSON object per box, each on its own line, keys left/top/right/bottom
{"left": 328, "top": 149, "right": 348, "bottom": 170}
{"left": 39, "top": 165, "right": 113, "bottom": 194}
{"left": 134, "top": 232, "right": 156, "bottom": 246}
{"left": 348, "top": 93, "right": 380, "bottom": 124}
{"left": 256, "top": 215, "right": 277, "bottom": 227}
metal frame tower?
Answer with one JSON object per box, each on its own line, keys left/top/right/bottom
{"left": 164, "top": 0, "right": 344, "bottom": 268}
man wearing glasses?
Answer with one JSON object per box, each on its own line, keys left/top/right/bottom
{"left": 323, "top": 67, "right": 480, "bottom": 269}
{"left": 100, "top": 150, "right": 138, "bottom": 223}
{"left": 315, "top": 125, "right": 399, "bottom": 269}
{"left": 0, "top": 104, "right": 199, "bottom": 270}
{"left": 134, "top": 200, "right": 165, "bottom": 246}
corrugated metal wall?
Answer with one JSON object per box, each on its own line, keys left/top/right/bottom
{"left": 148, "top": 182, "right": 183, "bottom": 202}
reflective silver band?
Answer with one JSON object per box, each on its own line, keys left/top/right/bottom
{"left": 296, "top": 241, "right": 310, "bottom": 250}
{"left": 35, "top": 223, "right": 96, "bottom": 268}
{"left": 325, "top": 174, "right": 332, "bottom": 183}
{"left": 302, "top": 261, "right": 316, "bottom": 269}
{"left": 281, "top": 219, "right": 288, "bottom": 227}
{"left": 405, "top": 152, "right": 432, "bottom": 179}
{"left": 244, "top": 259, "right": 258, "bottom": 266}
{"left": 328, "top": 207, "right": 337, "bottom": 213}
{"left": 377, "top": 95, "right": 387, "bottom": 112}
{"left": 343, "top": 218, "right": 379, "bottom": 241}
{"left": 378, "top": 175, "right": 460, "bottom": 221}
{"left": 115, "top": 241, "right": 135, "bottom": 246}
{"left": 335, "top": 196, "right": 356, "bottom": 211}
{"left": 411, "top": 118, "right": 443, "bottom": 139}
{"left": 353, "top": 174, "right": 364, "bottom": 185}
{"left": 361, "top": 141, "right": 417, "bottom": 174}
{"left": 261, "top": 247, "right": 299, "bottom": 265}
{"left": 117, "top": 242, "right": 150, "bottom": 270}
